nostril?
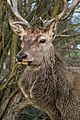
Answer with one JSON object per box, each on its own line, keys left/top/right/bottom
{"left": 16, "top": 54, "right": 27, "bottom": 62}
{"left": 22, "top": 54, "right": 27, "bottom": 59}
{"left": 16, "top": 55, "right": 22, "bottom": 62}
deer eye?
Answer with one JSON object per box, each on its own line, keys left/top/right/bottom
{"left": 39, "top": 39, "right": 46, "bottom": 43}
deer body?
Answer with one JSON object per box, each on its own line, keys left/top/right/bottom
{"left": 18, "top": 46, "right": 80, "bottom": 120}
{"left": 7, "top": 0, "right": 80, "bottom": 119}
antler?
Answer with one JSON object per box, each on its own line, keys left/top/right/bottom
{"left": 57, "top": 0, "right": 80, "bottom": 20}
{"left": 68, "top": 0, "right": 80, "bottom": 10}
{"left": 58, "top": 0, "right": 68, "bottom": 20}
{"left": 7, "top": 0, "right": 31, "bottom": 28}
{"left": 41, "top": 0, "right": 80, "bottom": 28}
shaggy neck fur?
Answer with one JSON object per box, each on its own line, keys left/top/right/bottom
{"left": 19, "top": 49, "right": 80, "bottom": 120}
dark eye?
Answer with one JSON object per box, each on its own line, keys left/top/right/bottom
{"left": 40, "top": 39, "right": 46, "bottom": 43}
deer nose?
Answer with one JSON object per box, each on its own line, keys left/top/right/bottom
{"left": 16, "top": 54, "right": 27, "bottom": 62}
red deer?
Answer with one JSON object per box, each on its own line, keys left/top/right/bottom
{"left": 7, "top": 0, "right": 80, "bottom": 120}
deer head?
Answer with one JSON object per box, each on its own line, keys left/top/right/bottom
{"left": 7, "top": 0, "right": 79, "bottom": 66}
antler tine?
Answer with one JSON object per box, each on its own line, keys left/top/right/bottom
{"left": 40, "top": 0, "right": 68, "bottom": 28}
{"left": 43, "top": 0, "right": 80, "bottom": 28}
{"left": 58, "top": 0, "right": 68, "bottom": 20}
{"left": 7, "top": 0, "right": 31, "bottom": 28}
{"left": 68, "top": 0, "right": 80, "bottom": 10}
{"left": 58, "top": 0, "right": 80, "bottom": 20}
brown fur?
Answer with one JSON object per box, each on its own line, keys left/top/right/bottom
{"left": 9, "top": 17, "right": 80, "bottom": 120}
{"left": 19, "top": 49, "right": 80, "bottom": 120}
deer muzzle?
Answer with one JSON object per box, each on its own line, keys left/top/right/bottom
{"left": 16, "top": 53, "right": 34, "bottom": 65}
{"left": 16, "top": 54, "right": 27, "bottom": 62}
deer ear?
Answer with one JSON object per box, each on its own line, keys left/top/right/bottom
{"left": 9, "top": 17, "right": 26, "bottom": 37}
{"left": 45, "top": 17, "right": 59, "bottom": 41}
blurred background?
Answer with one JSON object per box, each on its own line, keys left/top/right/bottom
{"left": 0, "top": 0, "right": 80, "bottom": 120}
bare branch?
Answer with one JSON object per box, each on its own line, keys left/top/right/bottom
{"left": 57, "top": 33, "right": 80, "bottom": 38}
{"left": 58, "top": 23, "right": 80, "bottom": 35}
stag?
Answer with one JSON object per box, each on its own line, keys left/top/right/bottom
{"left": 7, "top": 0, "right": 80, "bottom": 120}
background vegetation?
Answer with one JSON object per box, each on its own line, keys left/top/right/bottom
{"left": 0, "top": 0, "right": 80, "bottom": 120}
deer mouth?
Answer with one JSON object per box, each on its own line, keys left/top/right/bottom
{"left": 16, "top": 56, "right": 34, "bottom": 65}
{"left": 17, "top": 60, "right": 33, "bottom": 65}
{"left": 18, "top": 61, "right": 28, "bottom": 65}
{"left": 16, "top": 56, "right": 41, "bottom": 66}
{"left": 17, "top": 60, "right": 41, "bottom": 67}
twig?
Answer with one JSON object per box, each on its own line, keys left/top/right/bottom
{"left": 57, "top": 33, "right": 80, "bottom": 38}
{"left": 58, "top": 23, "right": 80, "bottom": 35}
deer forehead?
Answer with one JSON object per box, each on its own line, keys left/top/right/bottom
{"left": 21, "top": 34, "right": 52, "bottom": 52}
{"left": 22, "top": 34, "right": 48, "bottom": 44}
